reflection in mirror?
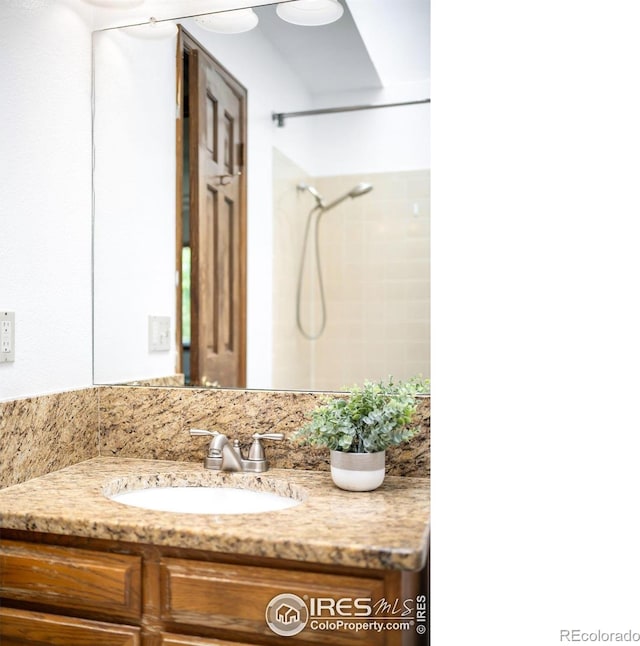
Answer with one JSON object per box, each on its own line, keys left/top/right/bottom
{"left": 93, "top": 0, "right": 430, "bottom": 392}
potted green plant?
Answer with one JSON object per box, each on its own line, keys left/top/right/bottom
{"left": 294, "top": 376, "right": 429, "bottom": 491}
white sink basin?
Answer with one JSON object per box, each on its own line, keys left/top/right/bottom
{"left": 109, "top": 486, "right": 301, "bottom": 515}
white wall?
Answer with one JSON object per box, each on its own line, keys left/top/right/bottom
{"left": 0, "top": 2, "right": 94, "bottom": 401}
{"left": 93, "top": 28, "right": 178, "bottom": 384}
{"left": 285, "top": 79, "right": 430, "bottom": 177}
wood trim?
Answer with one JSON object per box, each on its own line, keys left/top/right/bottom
{"left": 160, "top": 634, "right": 255, "bottom": 646}
{"left": 187, "top": 43, "right": 201, "bottom": 385}
{"left": 175, "top": 31, "right": 185, "bottom": 376}
{"left": 0, "top": 607, "right": 140, "bottom": 646}
{"left": 0, "top": 540, "right": 142, "bottom": 623}
{"left": 238, "top": 72, "right": 248, "bottom": 388}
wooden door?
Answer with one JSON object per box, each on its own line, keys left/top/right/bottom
{"left": 184, "top": 31, "right": 247, "bottom": 388}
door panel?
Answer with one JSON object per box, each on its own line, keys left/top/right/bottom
{"left": 184, "top": 30, "right": 247, "bottom": 387}
{"left": 0, "top": 608, "right": 140, "bottom": 646}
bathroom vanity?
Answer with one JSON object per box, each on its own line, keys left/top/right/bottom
{"left": 0, "top": 458, "right": 429, "bottom": 645}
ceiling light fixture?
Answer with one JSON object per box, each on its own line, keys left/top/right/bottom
{"left": 194, "top": 8, "right": 259, "bottom": 34}
{"left": 81, "top": 0, "right": 144, "bottom": 7}
{"left": 276, "top": 0, "right": 344, "bottom": 26}
{"left": 122, "top": 18, "right": 178, "bottom": 39}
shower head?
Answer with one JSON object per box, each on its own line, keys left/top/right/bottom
{"left": 348, "top": 182, "right": 373, "bottom": 198}
{"left": 322, "top": 182, "right": 374, "bottom": 211}
{"left": 297, "top": 181, "right": 374, "bottom": 211}
{"left": 297, "top": 183, "right": 325, "bottom": 208}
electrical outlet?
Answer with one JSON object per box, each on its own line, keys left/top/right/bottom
{"left": 1, "top": 312, "right": 15, "bottom": 363}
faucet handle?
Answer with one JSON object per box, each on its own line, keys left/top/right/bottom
{"left": 251, "top": 432, "right": 284, "bottom": 441}
{"left": 190, "top": 429, "right": 220, "bottom": 437}
{"left": 248, "top": 432, "right": 284, "bottom": 461}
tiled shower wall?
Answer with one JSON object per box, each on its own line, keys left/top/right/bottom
{"left": 0, "top": 386, "right": 430, "bottom": 488}
{"left": 273, "top": 149, "right": 430, "bottom": 391}
{"left": 272, "top": 149, "right": 314, "bottom": 389}
{"left": 313, "top": 170, "right": 430, "bottom": 390}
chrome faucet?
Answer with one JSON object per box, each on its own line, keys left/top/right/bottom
{"left": 189, "top": 429, "right": 284, "bottom": 472}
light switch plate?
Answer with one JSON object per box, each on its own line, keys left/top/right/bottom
{"left": 148, "top": 315, "right": 171, "bottom": 352}
{"left": 1, "top": 311, "right": 15, "bottom": 363}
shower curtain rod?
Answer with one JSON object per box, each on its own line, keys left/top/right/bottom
{"left": 272, "top": 98, "right": 430, "bottom": 127}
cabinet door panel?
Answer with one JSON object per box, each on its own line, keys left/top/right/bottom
{"left": 161, "top": 632, "right": 256, "bottom": 645}
{"left": 160, "top": 558, "right": 386, "bottom": 645}
{"left": 0, "top": 539, "right": 142, "bottom": 622}
{"left": 0, "top": 607, "right": 140, "bottom": 646}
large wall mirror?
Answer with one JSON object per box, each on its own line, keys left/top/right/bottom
{"left": 93, "top": 0, "right": 430, "bottom": 392}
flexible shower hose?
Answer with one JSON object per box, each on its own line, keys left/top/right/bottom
{"left": 296, "top": 204, "right": 327, "bottom": 340}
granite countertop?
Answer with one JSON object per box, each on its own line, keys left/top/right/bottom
{"left": 0, "top": 457, "right": 430, "bottom": 571}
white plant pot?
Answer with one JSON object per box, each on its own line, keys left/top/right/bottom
{"left": 330, "top": 450, "right": 386, "bottom": 492}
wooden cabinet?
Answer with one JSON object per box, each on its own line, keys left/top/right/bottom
{"left": 0, "top": 539, "right": 142, "bottom": 622}
{"left": 159, "top": 634, "right": 256, "bottom": 646}
{"left": 159, "top": 558, "right": 387, "bottom": 645}
{"left": 0, "top": 607, "right": 140, "bottom": 646}
{"left": 0, "top": 532, "right": 425, "bottom": 646}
